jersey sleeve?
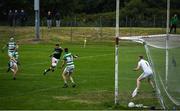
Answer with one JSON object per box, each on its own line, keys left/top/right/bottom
{"left": 138, "top": 61, "right": 141, "bottom": 68}
{"left": 63, "top": 55, "right": 66, "bottom": 60}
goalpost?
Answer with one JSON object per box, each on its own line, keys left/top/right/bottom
{"left": 165, "top": 0, "right": 170, "bottom": 88}
{"left": 117, "top": 0, "right": 180, "bottom": 109}
{"left": 114, "top": 0, "right": 120, "bottom": 105}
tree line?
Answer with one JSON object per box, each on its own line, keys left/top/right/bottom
{"left": 0, "top": 0, "right": 179, "bottom": 26}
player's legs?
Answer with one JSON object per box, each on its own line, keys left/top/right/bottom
{"left": 174, "top": 25, "right": 177, "bottom": 33}
{"left": 147, "top": 75, "right": 155, "bottom": 89}
{"left": 170, "top": 24, "right": 176, "bottom": 33}
{"left": 44, "top": 57, "right": 58, "bottom": 75}
{"left": 62, "top": 66, "right": 76, "bottom": 88}
{"left": 137, "top": 73, "right": 146, "bottom": 90}
{"left": 7, "top": 52, "right": 13, "bottom": 72}
{"left": 69, "top": 75, "right": 74, "bottom": 83}
{"left": 62, "top": 68, "right": 68, "bottom": 88}
{"left": 170, "top": 25, "right": 173, "bottom": 33}
{"left": 7, "top": 61, "right": 11, "bottom": 72}
{"left": 132, "top": 73, "right": 153, "bottom": 97}
{"left": 132, "top": 73, "right": 145, "bottom": 97}
{"left": 11, "top": 62, "right": 18, "bottom": 80}
{"left": 69, "top": 75, "right": 76, "bottom": 88}
{"left": 69, "top": 67, "right": 76, "bottom": 87}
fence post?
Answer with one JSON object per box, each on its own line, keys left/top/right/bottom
{"left": 70, "top": 21, "right": 73, "bottom": 43}
{"left": 100, "top": 16, "right": 103, "bottom": 39}
{"left": 153, "top": 15, "right": 156, "bottom": 27}
{"left": 126, "top": 16, "right": 128, "bottom": 27}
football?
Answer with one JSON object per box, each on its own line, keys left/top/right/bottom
{"left": 128, "top": 102, "right": 135, "bottom": 108}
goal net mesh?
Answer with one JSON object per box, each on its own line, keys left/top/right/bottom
{"left": 121, "top": 34, "right": 180, "bottom": 109}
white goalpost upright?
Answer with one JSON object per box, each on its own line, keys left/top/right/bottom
{"left": 115, "top": 0, "right": 120, "bottom": 105}
{"left": 165, "top": 0, "right": 170, "bottom": 88}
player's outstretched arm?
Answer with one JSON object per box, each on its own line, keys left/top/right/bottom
{"left": 133, "top": 65, "right": 140, "bottom": 71}
{"left": 61, "top": 60, "right": 65, "bottom": 68}
{"left": 2, "top": 44, "right": 7, "bottom": 53}
{"left": 73, "top": 54, "right": 79, "bottom": 59}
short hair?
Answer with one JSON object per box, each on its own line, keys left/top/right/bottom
{"left": 55, "top": 44, "right": 59, "bottom": 46}
{"left": 10, "top": 37, "right": 14, "bottom": 41}
{"left": 64, "top": 48, "right": 68, "bottom": 52}
{"left": 139, "top": 55, "right": 143, "bottom": 59}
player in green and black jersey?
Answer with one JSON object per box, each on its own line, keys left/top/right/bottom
{"left": 43, "top": 44, "right": 63, "bottom": 75}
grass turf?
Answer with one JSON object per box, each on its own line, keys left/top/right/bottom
{"left": 0, "top": 27, "right": 162, "bottom": 110}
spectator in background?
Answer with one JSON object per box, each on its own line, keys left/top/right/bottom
{"left": 13, "top": 10, "right": 19, "bottom": 26}
{"left": 8, "top": 10, "right": 14, "bottom": 26}
{"left": 170, "top": 14, "right": 178, "bottom": 33}
{"left": 20, "top": 9, "right": 27, "bottom": 26}
{"left": 47, "top": 11, "right": 52, "bottom": 29}
{"left": 55, "top": 12, "right": 61, "bottom": 27}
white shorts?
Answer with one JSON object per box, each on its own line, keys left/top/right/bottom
{"left": 139, "top": 73, "right": 153, "bottom": 80}
{"left": 51, "top": 57, "right": 59, "bottom": 67}
{"left": 63, "top": 65, "right": 75, "bottom": 74}
{"left": 10, "top": 61, "right": 17, "bottom": 69}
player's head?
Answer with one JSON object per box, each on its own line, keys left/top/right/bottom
{"left": 48, "top": 11, "right": 51, "bottom": 15}
{"left": 10, "top": 37, "right": 14, "bottom": 42}
{"left": 64, "top": 48, "right": 68, "bottom": 53}
{"left": 139, "top": 55, "right": 143, "bottom": 60}
{"left": 55, "top": 44, "right": 59, "bottom": 47}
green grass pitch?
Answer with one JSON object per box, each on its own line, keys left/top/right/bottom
{"left": 0, "top": 27, "right": 161, "bottom": 110}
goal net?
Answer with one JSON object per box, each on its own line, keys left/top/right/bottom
{"left": 120, "top": 34, "right": 180, "bottom": 109}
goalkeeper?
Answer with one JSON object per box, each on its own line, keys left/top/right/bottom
{"left": 132, "top": 55, "right": 155, "bottom": 98}
{"left": 170, "top": 14, "right": 178, "bottom": 33}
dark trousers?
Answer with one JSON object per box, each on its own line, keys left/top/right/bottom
{"left": 170, "top": 24, "right": 177, "bottom": 33}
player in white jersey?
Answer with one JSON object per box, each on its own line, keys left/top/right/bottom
{"left": 132, "top": 56, "right": 155, "bottom": 98}
{"left": 61, "top": 48, "right": 78, "bottom": 88}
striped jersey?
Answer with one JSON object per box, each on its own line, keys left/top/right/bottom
{"left": 63, "top": 53, "right": 74, "bottom": 66}
{"left": 13, "top": 51, "right": 19, "bottom": 60}
{"left": 7, "top": 42, "right": 16, "bottom": 52}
